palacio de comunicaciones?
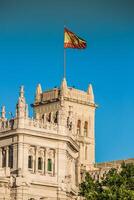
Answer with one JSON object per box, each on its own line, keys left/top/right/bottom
{"left": 0, "top": 78, "right": 133, "bottom": 200}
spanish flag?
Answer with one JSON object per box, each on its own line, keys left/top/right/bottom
{"left": 64, "top": 28, "right": 87, "bottom": 49}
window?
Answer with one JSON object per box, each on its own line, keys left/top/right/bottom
{"left": 48, "top": 113, "right": 51, "bottom": 122}
{"left": 84, "top": 121, "right": 88, "bottom": 137}
{"left": 77, "top": 120, "right": 81, "bottom": 135}
{"left": 47, "top": 159, "right": 52, "bottom": 172}
{"left": 28, "top": 155, "right": 33, "bottom": 169}
{"left": 42, "top": 114, "right": 45, "bottom": 122}
{"left": 85, "top": 146, "right": 88, "bottom": 160}
{"left": 46, "top": 113, "right": 51, "bottom": 122}
{"left": 54, "top": 111, "right": 58, "bottom": 123}
{"left": 8, "top": 145, "right": 13, "bottom": 168}
{"left": 75, "top": 161, "right": 78, "bottom": 186}
{"left": 38, "top": 157, "right": 43, "bottom": 170}
{"left": 2, "top": 148, "right": 6, "bottom": 168}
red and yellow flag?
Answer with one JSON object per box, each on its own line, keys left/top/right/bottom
{"left": 64, "top": 28, "right": 87, "bottom": 49}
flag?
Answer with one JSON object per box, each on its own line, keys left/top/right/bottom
{"left": 64, "top": 28, "right": 87, "bottom": 49}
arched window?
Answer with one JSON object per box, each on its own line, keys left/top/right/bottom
{"left": 38, "top": 157, "right": 43, "bottom": 170}
{"left": 77, "top": 120, "right": 81, "bottom": 135}
{"left": 54, "top": 111, "right": 58, "bottom": 123}
{"left": 42, "top": 114, "right": 45, "bottom": 122}
{"left": 2, "top": 148, "right": 6, "bottom": 168}
{"left": 46, "top": 113, "right": 51, "bottom": 122}
{"left": 75, "top": 161, "right": 78, "bottom": 186}
{"left": 47, "top": 159, "right": 52, "bottom": 172}
{"left": 8, "top": 145, "right": 13, "bottom": 168}
{"left": 28, "top": 155, "right": 33, "bottom": 169}
{"left": 84, "top": 121, "right": 88, "bottom": 137}
{"left": 85, "top": 146, "right": 88, "bottom": 160}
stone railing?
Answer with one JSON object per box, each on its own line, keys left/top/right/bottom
{"left": 42, "top": 89, "right": 59, "bottom": 102}
{"left": 41, "top": 88, "right": 92, "bottom": 104}
{"left": 25, "top": 118, "right": 58, "bottom": 131}
{"left": 0, "top": 118, "right": 17, "bottom": 132}
{"left": 67, "top": 88, "right": 90, "bottom": 103}
{"left": 0, "top": 117, "right": 58, "bottom": 133}
{"left": 0, "top": 117, "right": 77, "bottom": 142}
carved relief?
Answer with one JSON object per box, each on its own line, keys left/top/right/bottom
{"left": 47, "top": 149, "right": 54, "bottom": 159}
{"left": 38, "top": 149, "right": 45, "bottom": 157}
{"left": 28, "top": 147, "right": 35, "bottom": 156}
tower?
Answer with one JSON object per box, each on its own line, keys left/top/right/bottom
{"left": 0, "top": 79, "right": 96, "bottom": 200}
{"left": 33, "top": 78, "right": 97, "bottom": 174}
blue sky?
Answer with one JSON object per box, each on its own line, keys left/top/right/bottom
{"left": 0, "top": 0, "right": 134, "bottom": 162}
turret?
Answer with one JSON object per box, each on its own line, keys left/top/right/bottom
{"left": 35, "top": 84, "right": 42, "bottom": 103}
{"left": 60, "top": 78, "right": 67, "bottom": 97}
{"left": 87, "top": 84, "right": 94, "bottom": 103}
{"left": 20, "top": 85, "right": 24, "bottom": 99}
{"left": 58, "top": 78, "right": 68, "bottom": 126}
{"left": 1, "top": 106, "right": 6, "bottom": 119}
{"left": 16, "top": 86, "right": 28, "bottom": 119}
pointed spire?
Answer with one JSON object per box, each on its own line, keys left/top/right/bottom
{"left": 61, "top": 78, "right": 67, "bottom": 89}
{"left": 1, "top": 106, "right": 6, "bottom": 119}
{"left": 20, "top": 85, "right": 24, "bottom": 99}
{"left": 35, "top": 84, "right": 42, "bottom": 102}
{"left": 16, "top": 85, "right": 27, "bottom": 118}
{"left": 87, "top": 84, "right": 94, "bottom": 103}
{"left": 36, "top": 84, "right": 42, "bottom": 95}
{"left": 60, "top": 78, "right": 67, "bottom": 96}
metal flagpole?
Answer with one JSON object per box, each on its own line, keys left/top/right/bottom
{"left": 64, "top": 25, "right": 66, "bottom": 79}
{"left": 64, "top": 48, "right": 66, "bottom": 78}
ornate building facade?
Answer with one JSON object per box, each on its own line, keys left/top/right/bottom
{"left": 0, "top": 78, "right": 96, "bottom": 200}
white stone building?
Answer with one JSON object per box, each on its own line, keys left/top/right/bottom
{"left": 0, "top": 78, "right": 96, "bottom": 200}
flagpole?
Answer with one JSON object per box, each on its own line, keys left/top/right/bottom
{"left": 63, "top": 25, "right": 66, "bottom": 79}
{"left": 64, "top": 48, "right": 66, "bottom": 79}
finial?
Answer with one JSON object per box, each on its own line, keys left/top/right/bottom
{"left": 16, "top": 85, "right": 27, "bottom": 118}
{"left": 61, "top": 78, "right": 67, "bottom": 91}
{"left": 87, "top": 84, "right": 94, "bottom": 103}
{"left": 35, "top": 84, "right": 42, "bottom": 102}
{"left": 1, "top": 106, "right": 6, "bottom": 119}
{"left": 20, "top": 85, "right": 24, "bottom": 98}
{"left": 36, "top": 84, "right": 42, "bottom": 95}
{"left": 60, "top": 78, "right": 68, "bottom": 99}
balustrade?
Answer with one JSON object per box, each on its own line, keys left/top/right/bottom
{"left": 0, "top": 117, "right": 58, "bottom": 132}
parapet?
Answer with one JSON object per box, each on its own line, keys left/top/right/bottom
{"left": 34, "top": 78, "right": 96, "bottom": 107}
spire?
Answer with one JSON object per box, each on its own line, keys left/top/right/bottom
{"left": 20, "top": 85, "right": 24, "bottom": 99}
{"left": 87, "top": 84, "right": 94, "bottom": 103}
{"left": 16, "top": 85, "right": 28, "bottom": 118}
{"left": 35, "top": 84, "right": 42, "bottom": 102}
{"left": 60, "top": 78, "right": 67, "bottom": 96}
{"left": 1, "top": 106, "right": 6, "bottom": 119}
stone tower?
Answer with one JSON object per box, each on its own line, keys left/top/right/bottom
{"left": 33, "top": 78, "right": 96, "bottom": 174}
{"left": 0, "top": 79, "right": 96, "bottom": 200}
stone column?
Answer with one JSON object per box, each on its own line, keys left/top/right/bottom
{"left": 23, "top": 143, "right": 29, "bottom": 176}
{"left": 0, "top": 148, "right": 2, "bottom": 168}
{"left": 54, "top": 149, "right": 57, "bottom": 177}
{"left": 51, "top": 112, "right": 53, "bottom": 123}
{"left": 57, "top": 147, "right": 67, "bottom": 199}
{"left": 6, "top": 146, "right": 9, "bottom": 167}
{"left": 72, "top": 159, "right": 75, "bottom": 186}
{"left": 17, "top": 135, "right": 23, "bottom": 176}
{"left": 45, "top": 148, "right": 49, "bottom": 174}
{"left": 35, "top": 146, "right": 39, "bottom": 173}
{"left": 13, "top": 143, "right": 18, "bottom": 170}
{"left": 42, "top": 154, "right": 45, "bottom": 174}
